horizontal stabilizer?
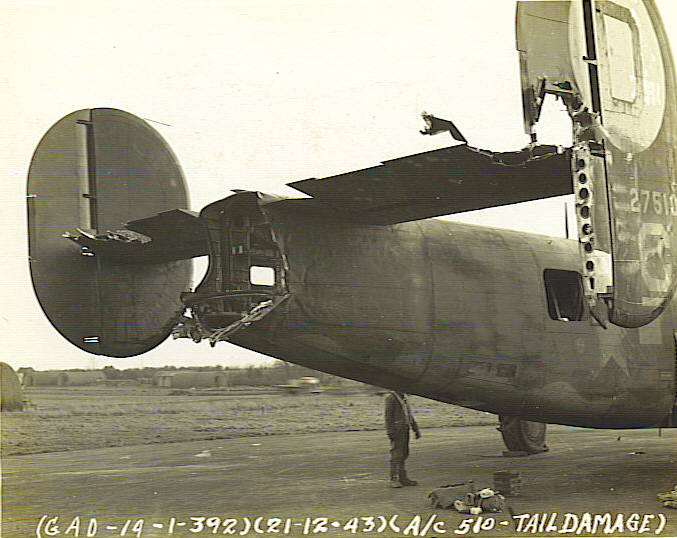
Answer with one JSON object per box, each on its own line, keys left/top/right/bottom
{"left": 287, "top": 144, "right": 571, "bottom": 224}
{"left": 64, "top": 209, "right": 208, "bottom": 263}
{"left": 64, "top": 209, "right": 207, "bottom": 263}
{"left": 125, "top": 209, "right": 207, "bottom": 260}
{"left": 126, "top": 208, "right": 200, "bottom": 236}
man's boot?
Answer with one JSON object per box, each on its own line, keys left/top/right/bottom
{"left": 389, "top": 462, "right": 403, "bottom": 488}
{"left": 399, "top": 465, "right": 418, "bottom": 486}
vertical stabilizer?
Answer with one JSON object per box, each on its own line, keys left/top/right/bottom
{"left": 518, "top": 0, "right": 677, "bottom": 327}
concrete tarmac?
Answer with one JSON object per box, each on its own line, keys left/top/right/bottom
{"left": 3, "top": 425, "right": 676, "bottom": 537}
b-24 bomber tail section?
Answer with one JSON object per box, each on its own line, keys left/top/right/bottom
{"left": 26, "top": 1, "right": 677, "bottom": 435}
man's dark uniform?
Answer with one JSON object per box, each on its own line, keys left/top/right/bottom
{"left": 385, "top": 391, "right": 420, "bottom": 488}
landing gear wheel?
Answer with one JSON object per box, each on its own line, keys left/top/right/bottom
{"left": 498, "top": 415, "right": 549, "bottom": 454}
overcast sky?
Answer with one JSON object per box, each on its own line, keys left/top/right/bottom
{"left": 2, "top": 0, "right": 676, "bottom": 372}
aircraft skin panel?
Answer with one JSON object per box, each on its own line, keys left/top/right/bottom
{"left": 212, "top": 198, "right": 676, "bottom": 429}
{"left": 516, "top": 1, "right": 580, "bottom": 132}
{"left": 91, "top": 108, "right": 189, "bottom": 231}
{"left": 272, "top": 218, "right": 434, "bottom": 384}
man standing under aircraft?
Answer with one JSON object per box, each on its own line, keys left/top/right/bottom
{"left": 385, "top": 391, "right": 420, "bottom": 488}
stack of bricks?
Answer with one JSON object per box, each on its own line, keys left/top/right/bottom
{"left": 493, "top": 471, "right": 522, "bottom": 496}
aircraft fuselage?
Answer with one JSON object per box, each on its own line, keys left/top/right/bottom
{"left": 194, "top": 195, "right": 676, "bottom": 429}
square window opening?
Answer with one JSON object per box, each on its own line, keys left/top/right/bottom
{"left": 250, "top": 266, "right": 275, "bottom": 287}
{"left": 544, "top": 269, "right": 586, "bottom": 321}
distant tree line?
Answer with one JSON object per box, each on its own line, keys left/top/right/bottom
{"left": 99, "top": 362, "right": 347, "bottom": 387}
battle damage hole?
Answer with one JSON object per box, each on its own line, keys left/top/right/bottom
{"left": 250, "top": 266, "right": 275, "bottom": 286}
{"left": 544, "top": 269, "right": 585, "bottom": 321}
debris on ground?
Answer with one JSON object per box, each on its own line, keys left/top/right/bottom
{"left": 493, "top": 471, "right": 522, "bottom": 496}
{"left": 429, "top": 480, "right": 506, "bottom": 514}
{"left": 428, "top": 484, "right": 465, "bottom": 509}
{"left": 658, "top": 486, "right": 677, "bottom": 508}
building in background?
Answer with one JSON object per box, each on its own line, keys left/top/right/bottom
{"left": 20, "top": 368, "right": 105, "bottom": 386}
{"left": 155, "top": 370, "right": 229, "bottom": 389}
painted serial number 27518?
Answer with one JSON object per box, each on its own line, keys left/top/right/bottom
{"left": 628, "top": 188, "right": 677, "bottom": 216}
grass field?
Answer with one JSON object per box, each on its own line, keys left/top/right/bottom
{"left": 1, "top": 386, "right": 496, "bottom": 455}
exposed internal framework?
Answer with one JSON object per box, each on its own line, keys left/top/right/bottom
{"left": 174, "top": 193, "right": 290, "bottom": 346}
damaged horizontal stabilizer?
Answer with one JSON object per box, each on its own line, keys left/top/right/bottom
{"left": 287, "top": 144, "right": 572, "bottom": 225}
{"left": 65, "top": 209, "right": 207, "bottom": 263}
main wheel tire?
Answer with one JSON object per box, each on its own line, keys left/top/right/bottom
{"left": 498, "top": 415, "right": 548, "bottom": 454}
